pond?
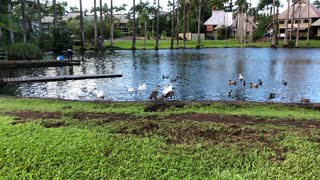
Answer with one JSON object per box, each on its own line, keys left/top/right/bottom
{"left": 1, "top": 48, "right": 320, "bottom": 103}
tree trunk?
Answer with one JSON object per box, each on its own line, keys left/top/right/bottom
{"left": 307, "top": 0, "right": 310, "bottom": 43}
{"left": 271, "top": 0, "right": 276, "bottom": 47}
{"left": 284, "top": 0, "right": 290, "bottom": 46}
{"left": 22, "top": 0, "right": 27, "bottom": 43}
{"left": 132, "top": 0, "right": 136, "bottom": 50}
{"left": 155, "top": 0, "right": 160, "bottom": 50}
{"left": 99, "top": 0, "right": 104, "bottom": 47}
{"left": 8, "top": 2, "right": 14, "bottom": 44}
{"left": 295, "top": 1, "right": 301, "bottom": 47}
{"left": 290, "top": 0, "right": 296, "bottom": 41}
{"left": 80, "top": 0, "right": 85, "bottom": 51}
{"left": 196, "top": 0, "right": 202, "bottom": 49}
{"left": 176, "top": 1, "right": 180, "bottom": 47}
{"left": 53, "top": 0, "right": 57, "bottom": 29}
{"left": 183, "top": 1, "right": 186, "bottom": 48}
{"left": 94, "top": 0, "right": 98, "bottom": 48}
{"left": 144, "top": 21, "right": 147, "bottom": 50}
{"left": 170, "top": 0, "right": 175, "bottom": 49}
{"left": 110, "top": 0, "right": 114, "bottom": 47}
{"left": 37, "top": 0, "right": 42, "bottom": 35}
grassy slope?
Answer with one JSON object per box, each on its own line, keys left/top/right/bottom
{"left": 0, "top": 97, "right": 320, "bottom": 178}
{"left": 111, "top": 39, "right": 320, "bottom": 49}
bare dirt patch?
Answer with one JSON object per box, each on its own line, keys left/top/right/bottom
{"left": 8, "top": 111, "right": 61, "bottom": 121}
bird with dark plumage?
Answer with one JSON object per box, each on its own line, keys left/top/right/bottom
{"left": 250, "top": 82, "right": 258, "bottom": 88}
{"left": 269, "top": 88, "right": 276, "bottom": 99}
{"left": 163, "top": 87, "right": 175, "bottom": 99}
{"left": 258, "top": 79, "right": 262, "bottom": 85}
{"left": 243, "top": 80, "right": 246, "bottom": 86}
{"left": 227, "top": 89, "right": 232, "bottom": 97}
{"left": 162, "top": 75, "right": 169, "bottom": 79}
{"left": 149, "top": 85, "right": 160, "bottom": 100}
{"left": 229, "top": 80, "right": 236, "bottom": 85}
{"left": 282, "top": 80, "right": 288, "bottom": 86}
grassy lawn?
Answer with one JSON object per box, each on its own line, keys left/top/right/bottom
{"left": 110, "top": 39, "right": 320, "bottom": 49}
{"left": 0, "top": 96, "right": 320, "bottom": 178}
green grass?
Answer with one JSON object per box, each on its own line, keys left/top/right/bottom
{"left": 111, "top": 39, "right": 320, "bottom": 50}
{"left": 1, "top": 96, "right": 320, "bottom": 178}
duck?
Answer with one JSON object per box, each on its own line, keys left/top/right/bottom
{"left": 128, "top": 86, "right": 134, "bottom": 93}
{"left": 250, "top": 82, "right": 258, "bottom": 88}
{"left": 162, "top": 83, "right": 173, "bottom": 95}
{"left": 258, "top": 79, "right": 263, "bottom": 85}
{"left": 239, "top": 74, "right": 243, "bottom": 81}
{"left": 282, "top": 80, "right": 288, "bottom": 86}
{"left": 170, "top": 76, "right": 179, "bottom": 83}
{"left": 300, "top": 97, "right": 310, "bottom": 103}
{"left": 138, "top": 83, "right": 147, "bottom": 91}
{"left": 162, "top": 75, "right": 169, "bottom": 79}
{"left": 269, "top": 88, "right": 276, "bottom": 99}
{"left": 227, "top": 89, "right": 232, "bottom": 97}
{"left": 243, "top": 80, "right": 246, "bottom": 86}
{"left": 149, "top": 85, "right": 160, "bottom": 100}
{"left": 228, "top": 80, "right": 236, "bottom": 85}
{"left": 163, "top": 87, "right": 175, "bottom": 99}
{"left": 96, "top": 90, "right": 105, "bottom": 99}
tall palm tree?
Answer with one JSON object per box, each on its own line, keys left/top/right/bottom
{"left": 170, "top": 0, "right": 175, "bottom": 49}
{"left": 139, "top": 8, "right": 148, "bottom": 50}
{"left": 271, "top": 0, "right": 276, "bottom": 47}
{"left": 94, "top": 0, "right": 98, "bottom": 48}
{"left": 37, "top": 0, "right": 42, "bottom": 36}
{"left": 22, "top": 0, "right": 27, "bottom": 43}
{"left": 196, "top": 0, "right": 202, "bottom": 49}
{"left": 80, "top": 0, "right": 84, "bottom": 50}
{"left": 176, "top": 0, "right": 180, "bottom": 47}
{"left": 110, "top": 0, "right": 114, "bottom": 47}
{"left": 183, "top": 0, "right": 187, "bottom": 48}
{"left": 132, "top": 0, "right": 136, "bottom": 50}
{"left": 155, "top": 0, "right": 160, "bottom": 50}
{"left": 283, "top": 0, "right": 290, "bottom": 46}
{"left": 53, "top": 0, "right": 57, "bottom": 29}
{"left": 295, "top": 0, "right": 301, "bottom": 47}
{"left": 306, "top": 0, "right": 310, "bottom": 43}
{"left": 9, "top": 1, "right": 15, "bottom": 44}
{"left": 290, "top": 0, "right": 296, "bottom": 41}
{"left": 99, "top": 0, "right": 104, "bottom": 47}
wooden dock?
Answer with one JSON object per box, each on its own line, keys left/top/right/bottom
{"left": 0, "top": 60, "right": 81, "bottom": 69}
{"left": 0, "top": 74, "right": 122, "bottom": 85}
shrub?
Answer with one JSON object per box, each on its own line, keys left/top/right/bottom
{"left": 7, "top": 43, "right": 43, "bottom": 60}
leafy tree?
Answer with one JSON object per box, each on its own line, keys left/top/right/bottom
{"left": 49, "top": 27, "right": 72, "bottom": 53}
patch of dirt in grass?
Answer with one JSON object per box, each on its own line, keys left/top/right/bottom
{"left": 8, "top": 111, "right": 61, "bottom": 125}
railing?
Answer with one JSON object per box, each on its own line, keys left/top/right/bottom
{"left": 0, "top": 49, "right": 8, "bottom": 61}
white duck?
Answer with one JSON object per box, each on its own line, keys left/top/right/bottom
{"left": 162, "top": 83, "right": 173, "bottom": 95}
{"left": 96, "top": 90, "right": 105, "bottom": 99}
{"left": 239, "top": 74, "right": 244, "bottom": 81}
{"left": 138, "top": 83, "right": 147, "bottom": 91}
{"left": 128, "top": 86, "right": 134, "bottom": 93}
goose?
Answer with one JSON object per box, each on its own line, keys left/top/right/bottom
{"left": 128, "top": 86, "right": 134, "bottom": 93}
{"left": 269, "top": 88, "right": 276, "bottom": 99}
{"left": 300, "top": 97, "right": 310, "bottom": 103}
{"left": 243, "top": 80, "right": 246, "bottom": 86}
{"left": 282, "top": 80, "right": 288, "bottom": 86}
{"left": 162, "top": 83, "right": 173, "bottom": 95}
{"left": 96, "top": 90, "right": 105, "bottom": 99}
{"left": 250, "top": 82, "right": 258, "bottom": 88}
{"left": 149, "top": 85, "right": 160, "bottom": 100}
{"left": 163, "top": 87, "right": 175, "bottom": 99}
{"left": 227, "top": 89, "right": 232, "bottom": 97}
{"left": 239, "top": 74, "right": 243, "bottom": 81}
{"left": 228, "top": 80, "right": 237, "bottom": 85}
{"left": 138, "top": 83, "right": 147, "bottom": 91}
{"left": 258, "top": 79, "right": 263, "bottom": 85}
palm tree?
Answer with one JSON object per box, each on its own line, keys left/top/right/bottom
{"left": 139, "top": 8, "right": 148, "bottom": 50}
{"left": 183, "top": 0, "right": 187, "bottom": 48}
{"left": 176, "top": 0, "right": 180, "bottom": 47}
{"left": 170, "top": 0, "right": 175, "bottom": 49}
{"left": 99, "top": 0, "right": 104, "bottom": 47}
{"left": 22, "top": 0, "right": 27, "bottom": 43}
{"left": 110, "top": 0, "right": 114, "bottom": 47}
{"left": 132, "top": 0, "right": 136, "bottom": 50}
{"left": 37, "top": 0, "right": 42, "bottom": 36}
{"left": 53, "top": 0, "right": 57, "bottom": 29}
{"left": 80, "top": 0, "right": 84, "bottom": 51}
{"left": 283, "top": 0, "right": 290, "bottom": 46}
{"left": 306, "top": 0, "right": 310, "bottom": 44}
{"left": 9, "top": 1, "right": 15, "bottom": 44}
{"left": 155, "top": 0, "right": 160, "bottom": 50}
{"left": 94, "top": 0, "right": 98, "bottom": 48}
{"left": 196, "top": 0, "right": 202, "bottom": 49}
{"left": 271, "top": 0, "right": 276, "bottom": 47}
{"left": 290, "top": 0, "right": 296, "bottom": 41}
{"left": 295, "top": 0, "right": 301, "bottom": 47}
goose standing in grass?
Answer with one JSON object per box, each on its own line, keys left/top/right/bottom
{"left": 300, "top": 97, "right": 310, "bottom": 103}
{"left": 239, "top": 74, "right": 243, "bottom": 81}
{"left": 229, "top": 80, "right": 236, "bottom": 85}
{"left": 149, "top": 85, "right": 160, "bottom": 100}
{"left": 138, "top": 83, "right": 147, "bottom": 91}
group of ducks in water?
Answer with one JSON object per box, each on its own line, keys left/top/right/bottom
{"left": 148, "top": 75, "right": 178, "bottom": 100}
{"left": 227, "top": 74, "right": 310, "bottom": 103}
{"left": 78, "top": 87, "right": 105, "bottom": 99}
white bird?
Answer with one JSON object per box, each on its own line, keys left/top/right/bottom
{"left": 239, "top": 74, "right": 244, "bottom": 81}
{"left": 87, "top": 87, "right": 97, "bottom": 96}
{"left": 162, "top": 83, "right": 173, "bottom": 95}
{"left": 77, "top": 88, "right": 87, "bottom": 98}
{"left": 96, "top": 90, "right": 105, "bottom": 99}
{"left": 138, "top": 83, "right": 147, "bottom": 91}
{"left": 128, "top": 86, "right": 134, "bottom": 93}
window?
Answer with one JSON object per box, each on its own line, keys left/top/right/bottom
{"left": 279, "top": 21, "right": 285, "bottom": 24}
{"left": 288, "top": 20, "right": 291, "bottom": 24}
{"left": 295, "top": 20, "right": 300, "bottom": 23}
{"left": 303, "top": 19, "right": 309, "bottom": 23}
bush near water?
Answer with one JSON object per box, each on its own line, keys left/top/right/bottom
{"left": 7, "top": 43, "right": 43, "bottom": 60}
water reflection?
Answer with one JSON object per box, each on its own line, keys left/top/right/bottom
{"left": 1, "top": 48, "right": 320, "bottom": 102}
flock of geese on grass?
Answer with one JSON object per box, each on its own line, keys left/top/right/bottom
{"left": 227, "top": 74, "right": 310, "bottom": 103}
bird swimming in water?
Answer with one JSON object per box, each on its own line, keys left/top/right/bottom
{"left": 258, "top": 79, "right": 262, "bottom": 85}
{"left": 149, "top": 85, "right": 160, "bottom": 100}
{"left": 227, "top": 89, "right": 232, "bottom": 97}
{"left": 250, "top": 82, "right": 258, "bottom": 88}
{"left": 282, "top": 80, "right": 288, "bottom": 86}
{"left": 163, "top": 87, "right": 175, "bottom": 99}
{"left": 96, "top": 90, "right": 105, "bottom": 99}
{"left": 162, "top": 75, "right": 169, "bottom": 79}
{"left": 128, "top": 86, "right": 134, "bottom": 93}
{"left": 239, "top": 74, "right": 243, "bottom": 81}
{"left": 138, "top": 83, "right": 147, "bottom": 91}
{"left": 229, "top": 80, "right": 236, "bottom": 85}
{"left": 269, "top": 88, "right": 276, "bottom": 100}
{"left": 243, "top": 80, "right": 246, "bottom": 86}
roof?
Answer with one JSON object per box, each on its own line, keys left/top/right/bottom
{"left": 204, "top": 10, "right": 233, "bottom": 27}
{"left": 312, "top": 18, "right": 320, "bottom": 26}
{"left": 113, "top": 14, "right": 128, "bottom": 24}
{"left": 41, "top": 16, "right": 54, "bottom": 23}
{"left": 63, "top": 12, "right": 80, "bottom": 21}
{"left": 278, "top": 3, "right": 320, "bottom": 20}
